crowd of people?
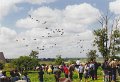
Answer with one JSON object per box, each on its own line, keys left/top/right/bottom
{"left": 0, "top": 70, "right": 30, "bottom": 82}
{"left": 75, "top": 59, "right": 120, "bottom": 82}
{"left": 101, "top": 59, "right": 120, "bottom": 82}
{"left": 0, "top": 58, "right": 120, "bottom": 82}
{"left": 38, "top": 59, "right": 120, "bottom": 82}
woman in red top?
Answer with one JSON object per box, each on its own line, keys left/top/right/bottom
{"left": 63, "top": 65, "right": 69, "bottom": 78}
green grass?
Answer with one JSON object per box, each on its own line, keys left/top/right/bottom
{"left": 5, "top": 61, "right": 120, "bottom": 82}
{"left": 6, "top": 69, "right": 120, "bottom": 82}
{"left": 27, "top": 71, "right": 103, "bottom": 82}
{"left": 26, "top": 69, "right": 120, "bottom": 82}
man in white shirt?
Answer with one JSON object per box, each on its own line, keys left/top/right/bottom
{"left": 78, "top": 64, "right": 84, "bottom": 82}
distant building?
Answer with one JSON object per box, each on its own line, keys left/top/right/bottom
{"left": 0, "top": 52, "right": 6, "bottom": 62}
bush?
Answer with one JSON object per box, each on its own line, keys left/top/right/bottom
{"left": 12, "top": 56, "right": 39, "bottom": 71}
{"left": 4, "top": 63, "right": 15, "bottom": 71}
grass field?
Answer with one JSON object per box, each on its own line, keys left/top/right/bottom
{"left": 26, "top": 68, "right": 120, "bottom": 82}
{"left": 6, "top": 68, "right": 120, "bottom": 82}
{"left": 5, "top": 60, "right": 120, "bottom": 82}
{"left": 28, "top": 71, "right": 103, "bottom": 82}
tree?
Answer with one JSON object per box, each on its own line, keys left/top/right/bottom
{"left": 55, "top": 55, "right": 63, "bottom": 65}
{"left": 29, "top": 50, "right": 39, "bottom": 59}
{"left": 93, "top": 14, "right": 120, "bottom": 59}
{"left": 87, "top": 50, "right": 98, "bottom": 61}
{"left": 93, "top": 28, "right": 109, "bottom": 59}
{"left": 12, "top": 56, "right": 39, "bottom": 71}
{"left": 110, "top": 28, "right": 120, "bottom": 57}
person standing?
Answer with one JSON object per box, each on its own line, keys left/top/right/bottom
{"left": 93, "top": 60, "right": 99, "bottom": 80}
{"left": 101, "top": 59, "right": 110, "bottom": 82}
{"left": 89, "top": 61, "right": 95, "bottom": 80}
{"left": 38, "top": 68, "right": 44, "bottom": 82}
{"left": 48, "top": 65, "right": 52, "bottom": 74}
{"left": 51, "top": 65, "right": 54, "bottom": 74}
{"left": 63, "top": 65, "right": 69, "bottom": 78}
{"left": 68, "top": 64, "right": 75, "bottom": 80}
{"left": 53, "top": 66, "right": 61, "bottom": 82}
{"left": 84, "top": 63, "right": 89, "bottom": 82}
{"left": 109, "top": 59, "right": 118, "bottom": 82}
{"left": 78, "top": 64, "right": 84, "bottom": 82}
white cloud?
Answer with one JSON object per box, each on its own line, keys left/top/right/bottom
{"left": 0, "top": 26, "right": 41, "bottom": 58}
{"left": 0, "top": 0, "right": 57, "bottom": 20}
{"left": 63, "top": 3, "right": 100, "bottom": 33}
{"left": 0, "top": 3, "right": 101, "bottom": 58}
{"left": 0, "top": 26, "right": 95, "bottom": 58}
{"left": 16, "top": 18, "right": 38, "bottom": 29}
{"left": 25, "top": 0, "right": 57, "bottom": 5}
{"left": 15, "top": 3, "right": 100, "bottom": 58}
{"left": 16, "top": 28, "right": 94, "bottom": 58}
{"left": 109, "top": 0, "right": 120, "bottom": 14}
{"left": 64, "top": 3, "right": 100, "bottom": 24}
{"left": 0, "top": 26, "right": 19, "bottom": 58}
{"left": 109, "top": 0, "right": 120, "bottom": 31}
{"left": 16, "top": 3, "right": 100, "bottom": 33}
{"left": 0, "top": 26, "right": 17, "bottom": 42}
{"left": 0, "top": 0, "right": 22, "bottom": 20}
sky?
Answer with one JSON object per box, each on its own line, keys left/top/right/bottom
{"left": 0, "top": 0, "right": 120, "bottom": 58}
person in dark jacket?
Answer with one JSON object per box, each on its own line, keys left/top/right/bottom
{"left": 38, "top": 68, "right": 44, "bottom": 82}
{"left": 102, "top": 59, "right": 110, "bottom": 82}
{"left": 68, "top": 64, "right": 74, "bottom": 80}
{"left": 93, "top": 60, "right": 100, "bottom": 80}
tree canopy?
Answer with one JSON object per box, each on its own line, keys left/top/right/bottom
{"left": 29, "top": 50, "right": 39, "bottom": 59}
{"left": 55, "top": 55, "right": 63, "bottom": 65}
{"left": 12, "top": 56, "right": 39, "bottom": 70}
{"left": 93, "top": 14, "right": 120, "bottom": 59}
{"left": 87, "top": 50, "right": 98, "bottom": 61}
